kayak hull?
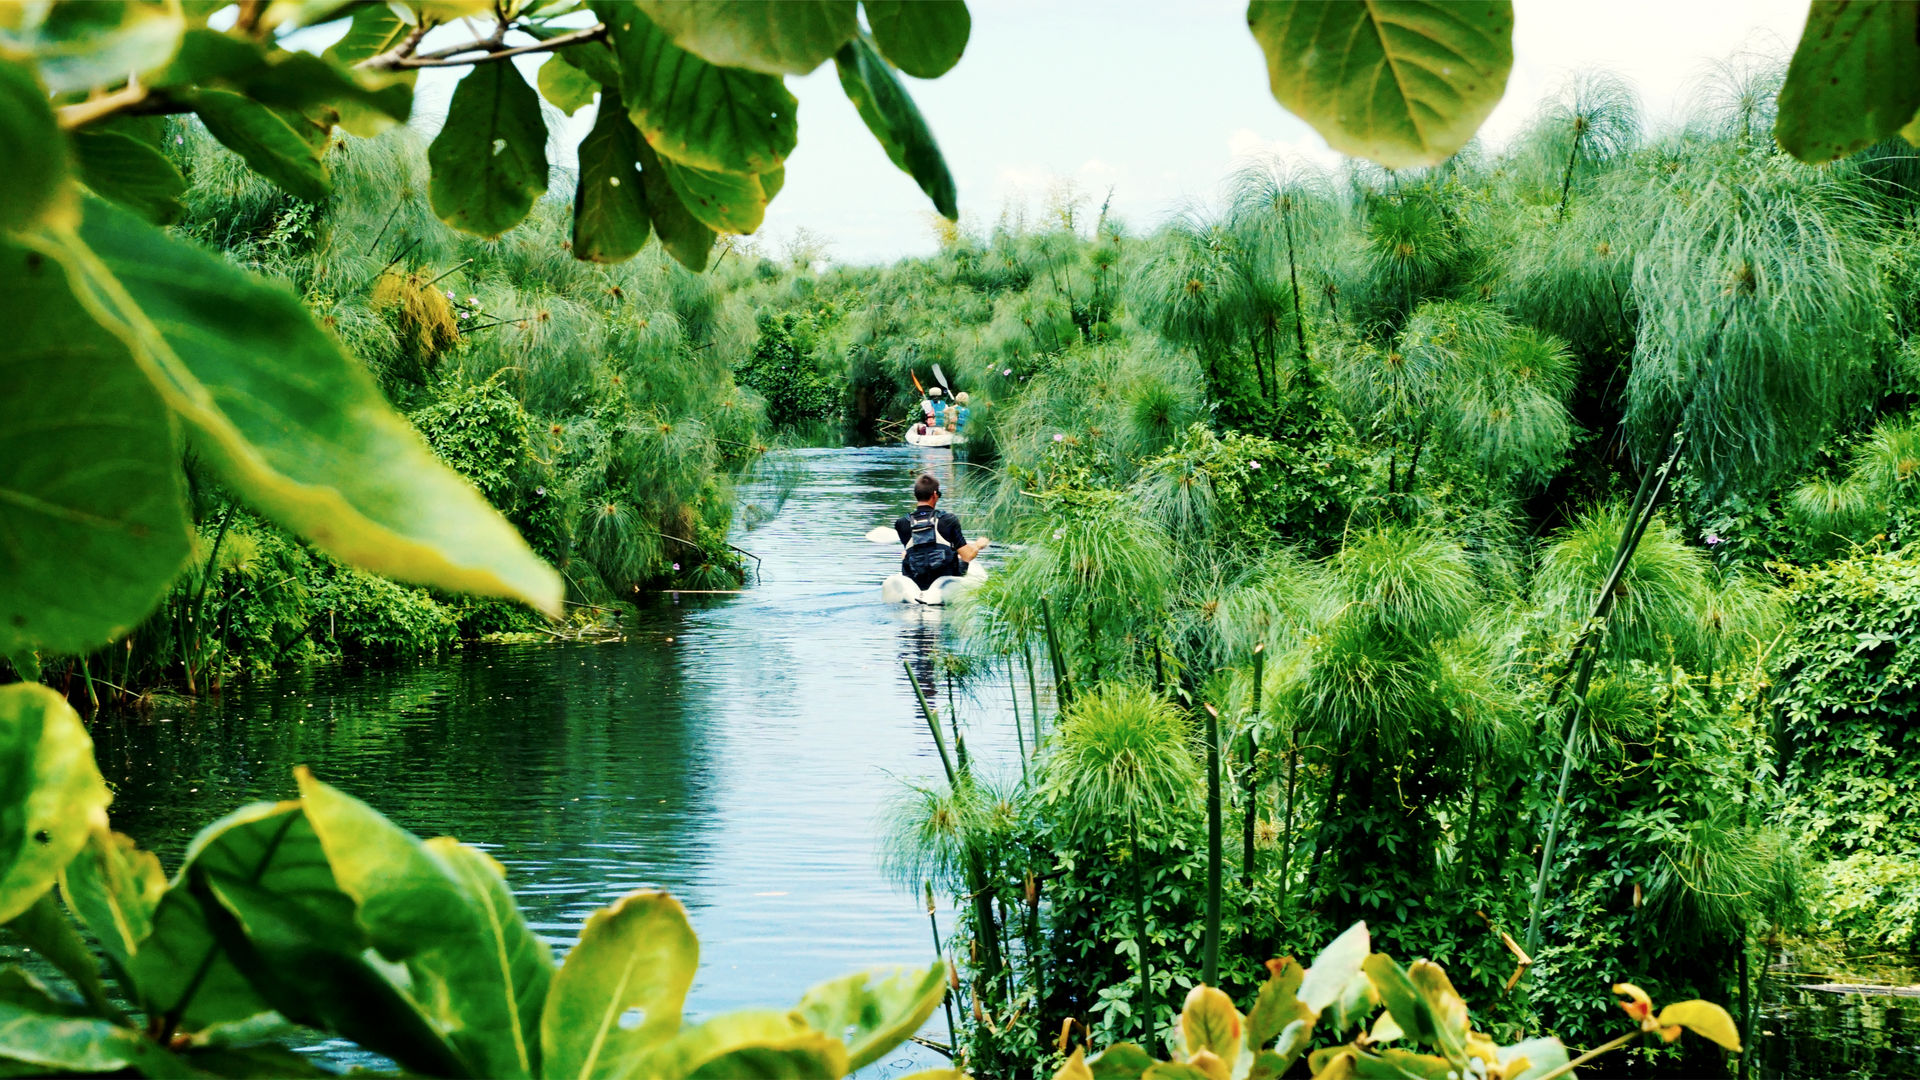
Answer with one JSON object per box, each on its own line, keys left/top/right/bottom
{"left": 883, "top": 566, "right": 986, "bottom": 606}
{"left": 905, "top": 427, "right": 965, "bottom": 448}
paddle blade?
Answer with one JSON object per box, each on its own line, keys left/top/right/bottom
{"left": 866, "top": 526, "right": 900, "bottom": 544}
{"left": 932, "top": 363, "right": 950, "bottom": 391}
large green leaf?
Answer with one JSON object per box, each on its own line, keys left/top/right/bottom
{"left": 427, "top": 837, "right": 555, "bottom": 1077}
{"left": 0, "top": 0, "right": 186, "bottom": 96}
{"left": 833, "top": 34, "right": 957, "bottom": 219}
{"left": 429, "top": 60, "right": 550, "bottom": 238}
{"left": 299, "top": 771, "right": 554, "bottom": 1080}
{"left": 600, "top": 2, "right": 798, "bottom": 174}
{"left": 1246, "top": 1, "right": 1513, "bottom": 169}
{"left": 0, "top": 998, "right": 178, "bottom": 1076}
{"left": 862, "top": 0, "right": 970, "bottom": 79}
{"left": 658, "top": 157, "right": 774, "bottom": 234}
{"left": 0, "top": 59, "right": 76, "bottom": 234}
{"left": 1361, "top": 954, "right": 1440, "bottom": 1049}
{"left": 129, "top": 801, "right": 320, "bottom": 1028}
{"left": 58, "top": 828, "right": 166, "bottom": 982}
{"left": 5, "top": 892, "right": 113, "bottom": 1016}
{"left": 540, "top": 890, "right": 699, "bottom": 1080}
{"left": 231, "top": 50, "right": 411, "bottom": 131}
{"left": 28, "top": 196, "right": 562, "bottom": 615}
{"left": 573, "top": 85, "right": 653, "bottom": 262}
{"left": 0, "top": 238, "right": 191, "bottom": 657}
{"left": 641, "top": 1011, "right": 850, "bottom": 1080}
{"left": 636, "top": 136, "right": 716, "bottom": 270}
{"left": 190, "top": 89, "right": 330, "bottom": 202}
{"left": 0, "top": 686, "right": 111, "bottom": 926}
{"left": 539, "top": 51, "right": 602, "bottom": 116}
{"left": 197, "top": 868, "right": 469, "bottom": 1076}
{"left": 71, "top": 129, "right": 187, "bottom": 224}
{"left": 321, "top": 2, "right": 413, "bottom": 64}
{"left": 1776, "top": 1, "right": 1920, "bottom": 163}
{"left": 793, "top": 963, "right": 945, "bottom": 1071}
{"left": 633, "top": 1, "right": 857, "bottom": 75}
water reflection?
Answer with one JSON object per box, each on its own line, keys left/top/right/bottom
{"left": 90, "top": 447, "right": 1011, "bottom": 1075}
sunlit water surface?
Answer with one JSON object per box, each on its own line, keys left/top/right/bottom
{"left": 86, "top": 447, "right": 1920, "bottom": 1078}
{"left": 96, "top": 447, "right": 1018, "bottom": 1076}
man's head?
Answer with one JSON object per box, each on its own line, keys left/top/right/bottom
{"left": 928, "top": 386, "right": 943, "bottom": 398}
{"left": 914, "top": 473, "right": 940, "bottom": 505}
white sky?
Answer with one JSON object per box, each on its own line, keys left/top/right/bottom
{"left": 394, "top": 0, "right": 1814, "bottom": 264}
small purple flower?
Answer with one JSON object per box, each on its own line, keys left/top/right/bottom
{"left": 445, "top": 289, "right": 455, "bottom": 300}
{"left": 1249, "top": 460, "right": 1262, "bottom": 470}
{"left": 1705, "top": 534, "right": 1724, "bottom": 546}
{"left": 1052, "top": 433, "right": 1064, "bottom": 442}
{"left": 467, "top": 296, "right": 479, "bottom": 306}
{"left": 1003, "top": 368, "right": 1013, "bottom": 376}
{"left": 534, "top": 486, "right": 545, "bottom": 496}
{"left": 672, "top": 562, "right": 681, "bottom": 571}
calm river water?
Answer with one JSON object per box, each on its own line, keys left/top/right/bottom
{"left": 88, "top": 447, "right": 1920, "bottom": 1078}
{"left": 94, "top": 446, "right": 1016, "bottom": 1075}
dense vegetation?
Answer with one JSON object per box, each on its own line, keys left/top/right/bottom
{"left": 6, "top": 1, "right": 1920, "bottom": 1078}
{"left": 818, "top": 60, "right": 1920, "bottom": 1079}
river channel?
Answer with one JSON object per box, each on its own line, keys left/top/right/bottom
{"left": 87, "top": 447, "right": 1920, "bottom": 1078}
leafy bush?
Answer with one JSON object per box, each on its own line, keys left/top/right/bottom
{"left": 736, "top": 311, "right": 838, "bottom": 426}
{"left": 1776, "top": 547, "right": 1920, "bottom": 948}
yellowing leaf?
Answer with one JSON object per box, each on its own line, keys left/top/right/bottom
{"left": 1612, "top": 982, "right": 1653, "bottom": 1022}
{"left": 1246, "top": 1, "right": 1513, "bottom": 169}
{"left": 1179, "top": 984, "right": 1241, "bottom": 1062}
{"left": 541, "top": 891, "right": 699, "bottom": 1080}
{"left": 638, "top": 1009, "right": 850, "bottom": 1079}
{"left": 795, "top": 964, "right": 947, "bottom": 1071}
{"left": 1052, "top": 1047, "right": 1094, "bottom": 1080}
{"left": 0, "top": 685, "right": 111, "bottom": 925}
{"left": 1656, "top": 1000, "right": 1742, "bottom": 1052}
{"left": 1246, "top": 957, "right": 1308, "bottom": 1048}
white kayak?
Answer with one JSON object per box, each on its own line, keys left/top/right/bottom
{"left": 882, "top": 565, "right": 988, "bottom": 606}
{"left": 905, "top": 426, "right": 965, "bottom": 448}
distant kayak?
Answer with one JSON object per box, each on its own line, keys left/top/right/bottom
{"left": 882, "top": 566, "right": 988, "bottom": 606}
{"left": 905, "top": 425, "right": 965, "bottom": 448}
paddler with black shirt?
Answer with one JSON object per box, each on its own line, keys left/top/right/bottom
{"left": 895, "top": 473, "right": 989, "bottom": 589}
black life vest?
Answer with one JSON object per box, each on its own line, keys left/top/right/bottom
{"left": 902, "top": 507, "right": 959, "bottom": 587}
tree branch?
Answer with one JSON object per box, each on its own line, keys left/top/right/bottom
{"left": 359, "top": 23, "right": 605, "bottom": 71}
{"left": 58, "top": 80, "right": 150, "bottom": 130}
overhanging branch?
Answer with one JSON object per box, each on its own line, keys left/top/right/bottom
{"left": 357, "top": 23, "right": 606, "bottom": 71}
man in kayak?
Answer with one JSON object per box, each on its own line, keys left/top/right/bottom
{"left": 895, "top": 473, "right": 989, "bottom": 589}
